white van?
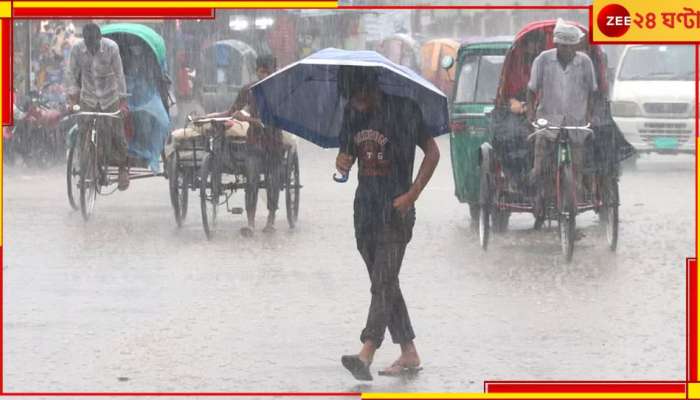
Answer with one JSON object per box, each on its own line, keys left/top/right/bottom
{"left": 610, "top": 45, "right": 695, "bottom": 154}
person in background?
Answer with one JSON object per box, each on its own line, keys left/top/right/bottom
{"left": 66, "top": 22, "right": 131, "bottom": 190}
{"left": 204, "top": 55, "right": 284, "bottom": 236}
{"left": 508, "top": 29, "right": 546, "bottom": 116}
{"left": 526, "top": 19, "right": 597, "bottom": 229}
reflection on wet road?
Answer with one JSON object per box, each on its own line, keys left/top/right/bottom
{"left": 3, "top": 137, "right": 692, "bottom": 392}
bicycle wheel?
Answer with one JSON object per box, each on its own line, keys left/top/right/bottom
{"left": 285, "top": 150, "right": 300, "bottom": 229}
{"left": 66, "top": 132, "right": 80, "bottom": 211}
{"left": 169, "top": 152, "right": 189, "bottom": 227}
{"left": 558, "top": 164, "right": 576, "bottom": 262}
{"left": 493, "top": 210, "right": 510, "bottom": 233}
{"left": 600, "top": 177, "right": 619, "bottom": 252}
{"left": 200, "top": 153, "right": 220, "bottom": 240}
{"left": 79, "top": 142, "right": 98, "bottom": 221}
{"left": 478, "top": 167, "right": 491, "bottom": 251}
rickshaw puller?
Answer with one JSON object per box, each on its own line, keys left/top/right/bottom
{"left": 66, "top": 22, "right": 130, "bottom": 190}
{"left": 526, "top": 19, "right": 597, "bottom": 229}
{"left": 206, "top": 55, "right": 284, "bottom": 236}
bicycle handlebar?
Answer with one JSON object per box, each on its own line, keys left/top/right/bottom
{"left": 61, "top": 109, "right": 122, "bottom": 123}
{"left": 528, "top": 122, "right": 593, "bottom": 142}
{"left": 531, "top": 121, "right": 592, "bottom": 130}
{"left": 61, "top": 107, "right": 121, "bottom": 122}
{"left": 73, "top": 110, "right": 122, "bottom": 118}
{"left": 188, "top": 115, "right": 233, "bottom": 124}
{"left": 187, "top": 114, "right": 265, "bottom": 129}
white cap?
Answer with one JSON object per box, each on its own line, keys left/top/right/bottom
{"left": 553, "top": 18, "right": 584, "bottom": 45}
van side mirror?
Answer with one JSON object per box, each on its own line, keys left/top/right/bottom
{"left": 440, "top": 55, "right": 454, "bottom": 70}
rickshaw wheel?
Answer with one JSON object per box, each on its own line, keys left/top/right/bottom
{"left": 493, "top": 210, "right": 510, "bottom": 233}
{"left": 285, "top": 150, "right": 300, "bottom": 229}
{"left": 599, "top": 177, "right": 619, "bottom": 252}
{"left": 79, "top": 142, "right": 98, "bottom": 221}
{"left": 558, "top": 165, "right": 576, "bottom": 262}
{"left": 478, "top": 168, "right": 491, "bottom": 251}
{"left": 169, "top": 152, "right": 189, "bottom": 228}
{"left": 200, "top": 154, "right": 220, "bottom": 240}
{"left": 66, "top": 131, "right": 80, "bottom": 211}
{"left": 468, "top": 203, "right": 480, "bottom": 232}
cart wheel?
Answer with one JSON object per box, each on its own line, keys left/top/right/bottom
{"left": 493, "top": 210, "right": 510, "bottom": 233}
{"left": 66, "top": 132, "right": 80, "bottom": 211}
{"left": 79, "top": 142, "right": 98, "bottom": 221}
{"left": 200, "top": 154, "right": 220, "bottom": 240}
{"left": 558, "top": 164, "right": 576, "bottom": 262}
{"left": 468, "top": 203, "right": 480, "bottom": 232}
{"left": 478, "top": 168, "right": 491, "bottom": 251}
{"left": 285, "top": 150, "right": 300, "bottom": 228}
{"left": 169, "top": 152, "right": 189, "bottom": 228}
{"left": 600, "top": 177, "right": 619, "bottom": 252}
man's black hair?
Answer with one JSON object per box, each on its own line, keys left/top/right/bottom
{"left": 82, "top": 22, "right": 101, "bottom": 39}
{"left": 337, "top": 66, "right": 380, "bottom": 99}
{"left": 256, "top": 54, "right": 277, "bottom": 71}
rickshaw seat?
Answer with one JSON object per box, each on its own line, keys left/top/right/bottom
{"left": 171, "top": 118, "right": 250, "bottom": 143}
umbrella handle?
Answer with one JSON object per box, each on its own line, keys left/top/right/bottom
{"left": 332, "top": 172, "right": 349, "bottom": 183}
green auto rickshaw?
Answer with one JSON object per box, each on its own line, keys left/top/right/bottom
{"left": 442, "top": 37, "right": 513, "bottom": 224}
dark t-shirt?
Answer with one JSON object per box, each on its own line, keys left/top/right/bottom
{"left": 339, "top": 94, "right": 430, "bottom": 237}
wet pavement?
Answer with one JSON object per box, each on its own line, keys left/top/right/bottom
{"left": 3, "top": 136, "right": 693, "bottom": 393}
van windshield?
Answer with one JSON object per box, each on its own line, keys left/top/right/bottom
{"left": 618, "top": 45, "right": 694, "bottom": 81}
{"left": 454, "top": 54, "right": 505, "bottom": 103}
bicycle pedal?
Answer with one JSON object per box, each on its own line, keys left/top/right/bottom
{"left": 230, "top": 207, "right": 244, "bottom": 214}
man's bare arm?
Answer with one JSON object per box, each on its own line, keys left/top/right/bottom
{"left": 526, "top": 89, "right": 537, "bottom": 122}
{"left": 393, "top": 135, "right": 440, "bottom": 214}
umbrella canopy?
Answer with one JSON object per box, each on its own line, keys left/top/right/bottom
{"left": 102, "top": 23, "right": 167, "bottom": 70}
{"left": 251, "top": 47, "right": 449, "bottom": 148}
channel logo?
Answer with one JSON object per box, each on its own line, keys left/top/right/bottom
{"left": 597, "top": 3, "right": 631, "bottom": 37}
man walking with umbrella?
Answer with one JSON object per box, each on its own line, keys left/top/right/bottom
{"left": 250, "top": 48, "right": 447, "bottom": 381}
{"left": 336, "top": 67, "right": 440, "bottom": 380}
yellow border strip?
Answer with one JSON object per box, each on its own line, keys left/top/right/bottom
{"left": 689, "top": 382, "right": 700, "bottom": 399}
{"left": 0, "top": 2, "right": 10, "bottom": 18}
{"left": 363, "top": 393, "right": 686, "bottom": 399}
{"left": 14, "top": 1, "right": 337, "bottom": 8}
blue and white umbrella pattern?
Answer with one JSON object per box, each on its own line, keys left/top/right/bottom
{"left": 250, "top": 48, "right": 450, "bottom": 149}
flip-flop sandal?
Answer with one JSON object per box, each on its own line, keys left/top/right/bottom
{"left": 378, "top": 364, "right": 423, "bottom": 377}
{"left": 262, "top": 225, "right": 276, "bottom": 234}
{"left": 240, "top": 227, "right": 254, "bottom": 237}
{"left": 341, "top": 355, "right": 373, "bottom": 381}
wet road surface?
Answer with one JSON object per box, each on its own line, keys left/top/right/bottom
{"left": 3, "top": 137, "right": 693, "bottom": 392}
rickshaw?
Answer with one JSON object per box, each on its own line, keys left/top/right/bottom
{"left": 166, "top": 113, "right": 301, "bottom": 239}
{"left": 376, "top": 34, "right": 421, "bottom": 73}
{"left": 419, "top": 38, "right": 459, "bottom": 101}
{"left": 478, "top": 20, "right": 629, "bottom": 261}
{"left": 196, "top": 39, "right": 257, "bottom": 113}
{"left": 441, "top": 37, "right": 512, "bottom": 226}
{"left": 65, "top": 23, "right": 172, "bottom": 220}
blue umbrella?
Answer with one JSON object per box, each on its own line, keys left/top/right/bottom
{"left": 251, "top": 48, "right": 450, "bottom": 150}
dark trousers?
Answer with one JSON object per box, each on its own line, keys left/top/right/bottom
{"left": 245, "top": 148, "right": 283, "bottom": 214}
{"left": 357, "top": 224, "right": 416, "bottom": 348}
{"left": 78, "top": 102, "right": 127, "bottom": 166}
